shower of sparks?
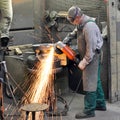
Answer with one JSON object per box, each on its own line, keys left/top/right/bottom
{"left": 23, "top": 46, "right": 54, "bottom": 104}
{"left": 32, "top": 47, "right": 54, "bottom": 103}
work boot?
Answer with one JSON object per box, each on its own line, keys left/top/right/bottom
{"left": 75, "top": 112, "right": 95, "bottom": 119}
{"left": 0, "top": 37, "right": 9, "bottom": 47}
{"left": 96, "top": 106, "right": 107, "bottom": 111}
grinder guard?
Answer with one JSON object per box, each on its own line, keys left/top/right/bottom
{"left": 55, "top": 41, "right": 80, "bottom": 65}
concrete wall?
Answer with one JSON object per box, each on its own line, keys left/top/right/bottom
{"left": 107, "top": 0, "right": 120, "bottom": 102}
{"left": 46, "top": 0, "right": 107, "bottom": 22}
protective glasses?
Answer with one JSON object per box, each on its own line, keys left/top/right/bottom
{"left": 67, "top": 7, "right": 79, "bottom": 23}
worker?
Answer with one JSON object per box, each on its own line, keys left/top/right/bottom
{"left": 63, "top": 6, "right": 106, "bottom": 119}
{"left": 0, "top": 0, "right": 13, "bottom": 48}
{"left": 0, "top": 0, "right": 13, "bottom": 119}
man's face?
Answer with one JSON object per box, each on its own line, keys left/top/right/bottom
{"left": 69, "top": 16, "right": 81, "bottom": 25}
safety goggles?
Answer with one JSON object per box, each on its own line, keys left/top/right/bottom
{"left": 67, "top": 7, "right": 79, "bottom": 23}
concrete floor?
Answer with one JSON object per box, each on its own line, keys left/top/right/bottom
{"left": 3, "top": 91, "right": 120, "bottom": 120}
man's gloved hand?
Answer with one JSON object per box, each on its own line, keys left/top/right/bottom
{"left": 0, "top": 37, "right": 9, "bottom": 47}
{"left": 63, "top": 37, "right": 70, "bottom": 46}
{"left": 78, "top": 58, "right": 88, "bottom": 70}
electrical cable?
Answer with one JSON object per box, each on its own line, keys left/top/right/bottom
{"left": 46, "top": 64, "right": 83, "bottom": 116}
{"left": 68, "top": 77, "right": 82, "bottom": 107}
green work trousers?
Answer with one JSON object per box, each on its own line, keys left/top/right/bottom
{"left": 84, "top": 58, "right": 106, "bottom": 115}
{"left": 0, "top": 0, "right": 13, "bottom": 38}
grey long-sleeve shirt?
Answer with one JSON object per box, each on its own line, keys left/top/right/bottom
{"left": 80, "top": 15, "right": 103, "bottom": 64}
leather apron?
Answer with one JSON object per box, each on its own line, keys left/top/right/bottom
{"left": 77, "top": 28, "right": 99, "bottom": 92}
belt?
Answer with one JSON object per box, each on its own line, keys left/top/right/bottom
{"left": 95, "top": 49, "right": 101, "bottom": 54}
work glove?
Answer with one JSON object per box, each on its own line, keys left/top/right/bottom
{"left": 63, "top": 30, "right": 77, "bottom": 45}
{"left": 78, "top": 58, "right": 88, "bottom": 70}
{"left": 63, "top": 27, "right": 77, "bottom": 45}
{"left": 63, "top": 35, "right": 71, "bottom": 46}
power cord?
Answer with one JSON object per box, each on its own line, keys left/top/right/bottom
{"left": 68, "top": 78, "right": 82, "bottom": 107}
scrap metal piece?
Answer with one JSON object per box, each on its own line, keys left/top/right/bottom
{"left": 14, "top": 48, "right": 22, "bottom": 55}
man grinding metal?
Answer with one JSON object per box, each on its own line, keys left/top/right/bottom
{"left": 63, "top": 6, "right": 106, "bottom": 119}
